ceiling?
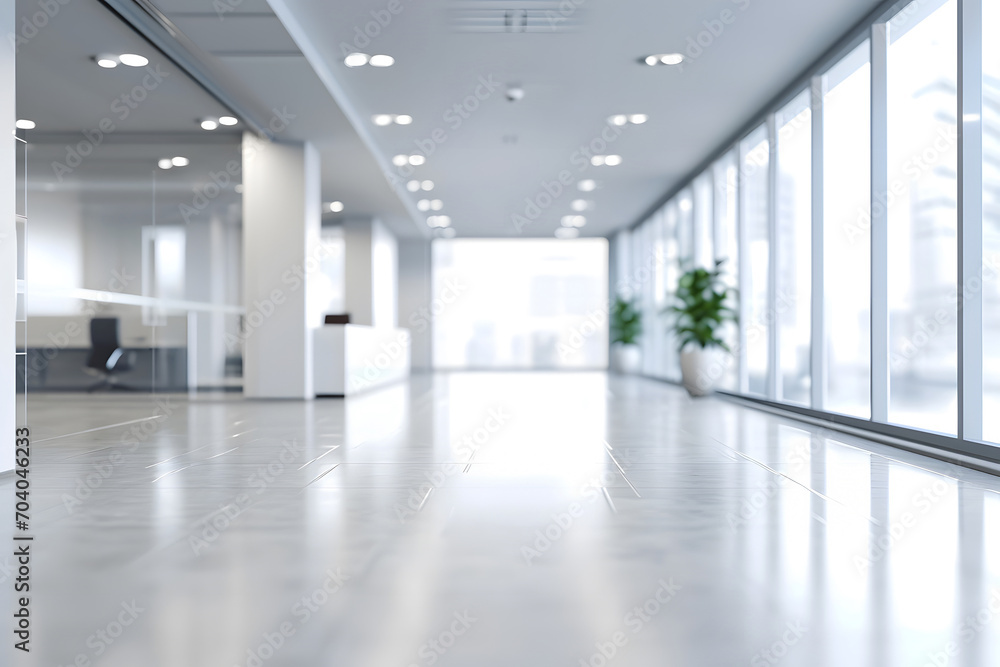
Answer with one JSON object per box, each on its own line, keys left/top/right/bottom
{"left": 16, "top": 0, "right": 885, "bottom": 240}
{"left": 264, "top": 0, "right": 885, "bottom": 238}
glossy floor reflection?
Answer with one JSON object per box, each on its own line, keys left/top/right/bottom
{"left": 5, "top": 372, "right": 1000, "bottom": 666}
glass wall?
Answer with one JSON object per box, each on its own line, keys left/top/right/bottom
{"left": 775, "top": 90, "right": 813, "bottom": 406}
{"left": 432, "top": 239, "right": 608, "bottom": 369}
{"left": 713, "top": 151, "right": 740, "bottom": 391}
{"left": 16, "top": 0, "right": 246, "bottom": 396}
{"left": 625, "top": 0, "right": 1000, "bottom": 459}
{"left": 886, "top": 0, "right": 958, "bottom": 435}
{"left": 741, "top": 125, "right": 772, "bottom": 397}
{"left": 823, "top": 40, "right": 872, "bottom": 419}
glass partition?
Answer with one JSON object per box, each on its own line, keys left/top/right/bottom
{"left": 15, "top": 0, "right": 245, "bottom": 403}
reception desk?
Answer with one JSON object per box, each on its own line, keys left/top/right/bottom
{"left": 313, "top": 325, "right": 410, "bottom": 397}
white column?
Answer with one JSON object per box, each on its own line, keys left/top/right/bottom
{"left": 242, "top": 134, "right": 320, "bottom": 399}
{"left": 344, "top": 218, "right": 397, "bottom": 327}
{"left": 1, "top": 1, "right": 15, "bottom": 472}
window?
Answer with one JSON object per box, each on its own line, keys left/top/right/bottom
{"left": 677, "top": 188, "right": 694, "bottom": 264}
{"left": 693, "top": 171, "right": 714, "bottom": 269}
{"left": 823, "top": 40, "right": 872, "bottom": 418}
{"left": 661, "top": 202, "right": 681, "bottom": 380}
{"left": 713, "top": 151, "right": 740, "bottom": 391}
{"left": 741, "top": 124, "right": 771, "bottom": 396}
{"left": 886, "top": 0, "right": 958, "bottom": 435}
{"left": 431, "top": 239, "right": 608, "bottom": 369}
{"left": 775, "top": 90, "right": 813, "bottom": 406}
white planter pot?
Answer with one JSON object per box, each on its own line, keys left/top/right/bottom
{"left": 611, "top": 344, "right": 642, "bottom": 374}
{"left": 680, "top": 347, "right": 722, "bottom": 397}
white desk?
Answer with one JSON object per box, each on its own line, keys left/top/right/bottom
{"left": 313, "top": 325, "right": 410, "bottom": 396}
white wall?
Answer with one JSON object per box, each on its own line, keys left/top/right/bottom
{"left": 398, "top": 239, "right": 433, "bottom": 370}
{"left": 372, "top": 218, "right": 397, "bottom": 328}
{"left": 344, "top": 218, "right": 397, "bottom": 328}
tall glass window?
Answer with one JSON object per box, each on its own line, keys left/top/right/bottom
{"left": 713, "top": 151, "right": 740, "bottom": 391}
{"left": 431, "top": 239, "right": 608, "bottom": 369}
{"left": 693, "top": 171, "right": 714, "bottom": 269}
{"left": 660, "top": 203, "right": 681, "bottom": 380}
{"left": 886, "top": 0, "right": 958, "bottom": 435}
{"left": 982, "top": 0, "right": 1000, "bottom": 443}
{"left": 823, "top": 40, "right": 872, "bottom": 418}
{"left": 741, "top": 125, "right": 771, "bottom": 396}
{"left": 677, "top": 188, "right": 694, "bottom": 264}
{"left": 775, "top": 90, "right": 813, "bottom": 406}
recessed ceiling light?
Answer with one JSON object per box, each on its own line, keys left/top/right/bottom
{"left": 395, "top": 114, "right": 412, "bottom": 125}
{"left": 577, "top": 180, "right": 597, "bottom": 192}
{"left": 570, "top": 199, "right": 591, "bottom": 212}
{"left": 200, "top": 119, "right": 218, "bottom": 131}
{"left": 373, "top": 114, "right": 394, "bottom": 126}
{"left": 417, "top": 199, "right": 431, "bottom": 212}
{"left": 421, "top": 180, "right": 434, "bottom": 191}
{"left": 96, "top": 54, "right": 119, "bottom": 68}
{"left": 219, "top": 116, "right": 239, "bottom": 126}
{"left": 407, "top": 180, "right": 421, "bottom": 192}
{"left": 157, "top": 158, "right": 173, "bottom": 170}
{"left": 427, "top": 215, "right": 451, "bottom": 228}
{"left": 659, "top": 53, "right": 684, "bottom": 66}
{"left": 15, "top": 119, "right": 35, "bottom": 130}
{"left": 430, "top": 199, "right": 443, "bottom": 211}
{"left": 119, "top": 53, "right": 148, "bottom": 67}
{"left": 170, "top": 156, "right": 189, "bottom": 167}
{"left": 408, "top": 154, "right": 425, "bottom": 166}
{"left": 561, "top": 215, "right": 586, "bottom": 227}
{"left": 392, "top": 154, "right": 409, "bottom": 166}
{"left": 328, "top": 201, "right": 344, "bottom": 213}
{"left": 644, "top": 55, "right": 660, "bottom": 66}
{"left": 591, "top": 155, "right": 622, "bottom": 167}
{"left": 555, "top": 227, "right": 579, "bottom": 239}
{"left": 345, "top": 52, "right": 370, "bottom": 67}
{"left": 369, "top": 54, "right": 394, "bottom": 67}
{"left": 608, "top": 114, "right": 648, "bottom": 127}
{"left": 679, "top": 198, "right": 692, "bottom": 212}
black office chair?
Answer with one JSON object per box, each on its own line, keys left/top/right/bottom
{"left": 84, "top": 318, "right": 136, "bottom": 392}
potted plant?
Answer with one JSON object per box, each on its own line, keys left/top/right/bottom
{"left": 610, "top": 296, "right": 642, "bottom": 374}
{"left": 666, "top": 261, "right": 736, "bottom": 396}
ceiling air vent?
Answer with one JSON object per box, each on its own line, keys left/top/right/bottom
{"left": 448, "top": 2, "right": 584, "bottom": 33}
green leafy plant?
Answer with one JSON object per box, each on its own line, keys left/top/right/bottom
{"left": 610, "top": 296, "right": 642, "bottom": 346}
{"left": 666, "top": 260, "right": 737, "bottom": 351}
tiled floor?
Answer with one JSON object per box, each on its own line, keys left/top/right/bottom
{"left": 4, "top": 372, "right": 1000, "bottom": 666}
